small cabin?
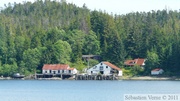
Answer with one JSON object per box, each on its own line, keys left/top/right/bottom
{"left": 87, "top": 62, "right": 123, "bottom": 76}
{"left": 151, "top": 68, "right": 164, "bottom": 75}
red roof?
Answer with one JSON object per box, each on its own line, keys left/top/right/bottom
{"left": 124, "top": 60, "right": 136, "bottom": 66}
{"left": 68, "top": 68, "right": 75, "bottom": 70}
{"left": 103, "top": 62, "right": 121, "bottom": 71}
{"left": 42, "top": 64, "right": 69, "bottom": 70}
{"left": 151, "top": 68, "right": 162, "bottom": 71}
{"left": 124, "top": 58, "right": 145, "bottom": 66}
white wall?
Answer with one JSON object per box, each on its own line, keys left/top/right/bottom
{"left": 43, "top": 69, "right": 78, "bottom": 74}
{"left": 118, "top": 71, "right": 123, "bottom": 76}
{"left": 87, "top": 62, "right": 110, "bottom": 75}
{"left": 151, "top": 69, "right": 163, "bottom": 75}
{"left": 87, "top": 62, "right": 122, "bottom": 76}
{"left": 72, "top": 69, "right": 78, "bottom": 74}
{"left": 43, "top": 70, "right": 62, "bottom": 74}
{"left": 43, "top": 70, "right": 49, "bottom": 74}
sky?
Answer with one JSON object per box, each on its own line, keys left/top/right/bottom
{"left": 0, "top": 0, "right": 180, "bottom": 14}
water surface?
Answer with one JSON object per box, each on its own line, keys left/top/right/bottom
{"left": 0, "top": 80, "right": 179, "bottom": 101}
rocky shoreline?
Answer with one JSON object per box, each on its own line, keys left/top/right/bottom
{"left": 0, "top": 77, "right": 12, "bottom": 80}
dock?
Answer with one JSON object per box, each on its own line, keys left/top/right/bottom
{"left": 75, "top": 74, "right": 119, "bottom": 80}
{"left": 35, "top": 73, "right": 119, "bottom": 80}
{"left": 35, "top": 73, "right": 75, "bottom": 80}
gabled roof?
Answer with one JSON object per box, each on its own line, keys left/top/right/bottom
{"left": 103, "top": 62, "right": 121, "bottom": 71}
{"left": 151, "top": 68, "right": 163, "bottom": 71}
{"left": 42, "top": 64, "right": 69, "bottom": 70}
{"left": 124, "top": 58, "right": 145, "bottom": 66}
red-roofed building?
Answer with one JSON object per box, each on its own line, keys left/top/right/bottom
{"left": 124, "top": 58, "right": 146, "bottom": 67}
{"left": 87, "top": 62, "right": 123, "bottom": 76}
{"left": 42, "top": 64, "right": 78, "bottom": 74}
{"left": 151, "top": 68, "right": 164, "bottom": 75}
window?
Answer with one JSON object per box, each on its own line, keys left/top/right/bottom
{"left": 50, "top": 70, "right": 52, "bottom": 73}
{"left": 106, "top": 66, "right": 108, "bottom": 68}
{"left": 45, "top": 71, "right": 47, "bottom": 73}
{"left": 69, "top": 70, "right": 71, "bottom": 73}
{"left": 101, "top": 63, "right": 103, "bottom": 65}
{"left": 62, "top": 70, "right": 64, "bottom": 73}
{"left": 58, "top": 70, "right": 60, "bottom": 73}
{"left": 100, "top": 66, "right": 103, "bottom": 71}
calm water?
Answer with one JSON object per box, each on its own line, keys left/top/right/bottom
{"left": 0, "top": 80, "right": 180, "bottom": 101}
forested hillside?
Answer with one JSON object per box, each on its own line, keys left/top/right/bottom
{"left": 0, "top": 0, "right": 180, "bottom": 76}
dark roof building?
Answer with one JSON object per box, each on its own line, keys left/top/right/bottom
{"left": 82, "top": 55, "right": 101, "bottom": 61}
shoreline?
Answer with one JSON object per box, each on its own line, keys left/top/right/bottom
{"left": 121, "top": 76, "right": 180, "bottom": 81}
{"left": 1, "top": 76, "right": 180, "bottom": 81}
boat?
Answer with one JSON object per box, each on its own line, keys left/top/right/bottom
{"left": 13, "top": 73, "right": 25, "bottom": 78}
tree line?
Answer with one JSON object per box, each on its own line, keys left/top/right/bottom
{"left": 0, "top": 0, "right": 180, "bottom": 76}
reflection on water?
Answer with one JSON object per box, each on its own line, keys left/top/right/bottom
{"left": 0, "top": 80, "right": 180, "bottom": 101}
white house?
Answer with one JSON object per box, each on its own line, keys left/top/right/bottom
{"left": 87, "top": 62, "right": 123, "bottom": 76}
{"left": 151, "top": 68, "right": 164, "bottom": 75}
{"left": 42, "top": 64, "right": 78, "bottom": 75}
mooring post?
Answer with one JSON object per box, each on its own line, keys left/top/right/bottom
{"left": 61, "top": 74, "right": 63, "bottom": 80}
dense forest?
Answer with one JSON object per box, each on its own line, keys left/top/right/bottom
{"left": 0, "top": 0, "right": 180, "bottom": 76}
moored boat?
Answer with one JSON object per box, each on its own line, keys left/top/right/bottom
{"left": 13, "top": 73, "right": 25, "bottom": 78}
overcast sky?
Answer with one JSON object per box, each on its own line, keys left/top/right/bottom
{"left": 0, "top": 0, "right": 180, "bottom": 14}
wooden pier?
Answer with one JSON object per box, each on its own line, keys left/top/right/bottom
{"left": 35, "top": 73, "right": 75, "bottom": 80}
{"left": 35, "top": 73, "right": 119, "bottom": 80}
{"left": 75, "top": 74, "right": 119, "bottom": 80}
